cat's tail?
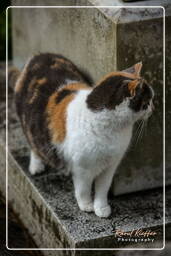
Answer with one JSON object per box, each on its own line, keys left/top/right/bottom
{"left": 8, "top": 66, "right": 21, "bottom": 90}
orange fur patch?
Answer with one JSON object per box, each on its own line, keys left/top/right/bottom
{"left": 50, "top": 57, "right": 82, "bottom": 80}
{"left": 15, "top": 68, "right": 27, "bottom": 93}
{"left": 28, "top": 77, "right": 37, "bottom": 91}
{"left": 54, "top": 57, "right": 65, "bottom": 64}
{"left": 54, "top": 57, "right": 76, "bottom": 68}
{"left": 26, "top": 128, "right": 42, "bottom": 158}
{"left": 29, "top": 89, "right": 39, "bottom": 104}
{"left": 37, "top": 77, "right": 47, "bottom": 85}
{"left": 50, "top": 62, "right": 61, "bottom": 69}
{"left": 15, "top": 58, "right": 32, "bottom": 93}
{"left": 61, "top": 82, "right": 90, "bottom": 91}
{"left": 128, "top": 80, "right": 139, "bottom": 96}
{"left": 46, "top": 92, "right": 75, "bottom": 143}
{"left": 29, "top": 78, "right": 47, "bottom": 104}
{"left": 50, "top": 58, "right": 66, "bottom": 69}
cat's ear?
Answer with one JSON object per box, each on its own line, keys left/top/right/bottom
{"left": 122, "top": 62, "right": 142, "bottom": 76}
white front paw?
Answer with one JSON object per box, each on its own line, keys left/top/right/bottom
{"left": 29, "top": 161, "right": 45, "bottom": 175}
{"left": 94, "top": 205, "right": 111, "bottom": 218}
{"left": 78, "top": 201, "right": 94, "bottom": 212}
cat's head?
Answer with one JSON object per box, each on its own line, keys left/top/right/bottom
{"left": 87, "top": 62, "right": 154, "bottom": 124}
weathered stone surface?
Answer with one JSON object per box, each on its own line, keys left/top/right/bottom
{"left": 10, "top": 2, "right": 169, "bottom": 195}
{"left": 11, "top": 4, "right": 116, "bottom": 81}
{"left": 90, "top": 0, "right": 170, "bottom": 12}
{"left": 0, "top": 138, "right": 167, "bottom": 251}
{"left": 12, "top": 0, "right": 83, "bottom": 6}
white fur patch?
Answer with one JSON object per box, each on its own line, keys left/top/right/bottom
{"left": 29, "top": 151, "right": 45, "bottom": 175}
{"left": 55, "top": 90, "right": 136, "bottom": 217}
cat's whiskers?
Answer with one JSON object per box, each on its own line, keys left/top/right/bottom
{"left": 132, "top": 119, "right": 143, "bottom": 146}
{"left": 134, "top": 119, "right": 146, "bottom": 147}
{"left": 139, "top": 120, "right": 146, "bottom": 143}
{"left": 131, "top": 119, "right": 144, "bottom": 147}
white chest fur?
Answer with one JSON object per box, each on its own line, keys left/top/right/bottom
{"left": 57, "top": 90, "right": 134, "bottom": 218}
{"left": 61, "top": 90, "right": 133, "bottom": 175}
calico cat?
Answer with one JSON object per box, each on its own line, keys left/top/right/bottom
{"left": 15, "top": 53, "right": 154, "bottom": 218}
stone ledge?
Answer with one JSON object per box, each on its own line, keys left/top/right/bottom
{"left": 89, "top": 0, "right": 168, "bottom": 24}
{"left": 0, "top": 138, "right": 168, "bottom": 251}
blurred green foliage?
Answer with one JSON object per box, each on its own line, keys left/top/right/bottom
{"left": 0, "top": 1, "right": 12, "bottom": 60}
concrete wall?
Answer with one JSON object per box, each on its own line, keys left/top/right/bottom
{"left": 12, "top": 4, "right": 116, "bottom": 81}
{"left": 113, "top": 17, "right": 164, "bottom": 194}
{"left": 10, "top": 2, "right": 169, "bottom": 195}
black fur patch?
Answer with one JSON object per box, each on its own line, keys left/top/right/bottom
{"left": 86, "top": 76, "right": 131, "bottom": 111}
{"left": 129, "top": 82, "right": 153, "bottom": 112}
{"left": 56, "top": 89, "right": 76, "bottom": 104}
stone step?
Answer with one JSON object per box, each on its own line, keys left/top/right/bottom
{"left": 11, "top": 0, "right": 171, "bottom": 195}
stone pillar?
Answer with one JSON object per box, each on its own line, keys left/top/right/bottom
{"left": 112, "top": 8, "right": 164, "bottom": 195}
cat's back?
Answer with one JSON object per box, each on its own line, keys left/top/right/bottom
{"left": 15, "top": 53, "right": 90, "bottom": 125}
{"left": 15, "top": 53, "right": 88, "bottom": 96}
{"left": 14, "top": 53, "right": 91, "bottom": 168}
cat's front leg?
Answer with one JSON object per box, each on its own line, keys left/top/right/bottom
{"left": 72, "top": 166, "right": 94, "bottom": 213}
{"left": 29, "top": 151, "right": 45, "bottom": 175}
{"left": 94, "top": 165, "right": 116, "bottom": 218}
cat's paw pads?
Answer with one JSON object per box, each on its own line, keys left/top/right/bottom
{"left": 29, "top": 162, "right": 45, "bottom": 175}
{"left": 94, "top": 205, "right": 111, "bottom": 218}
{"left": 79, "top": 201, "right": 94, "bottom": 212}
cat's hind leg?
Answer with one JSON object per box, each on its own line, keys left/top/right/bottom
{"left": 73, "top": 166, "right": 94, "bottom": 212}
{"left": 29, "top": 151, "right": 45, "bottom": 175}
